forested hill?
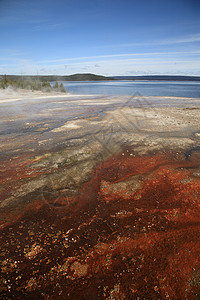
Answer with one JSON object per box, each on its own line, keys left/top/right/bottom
{"left": 1, "top": 73, "right": 114, "bottom": 82}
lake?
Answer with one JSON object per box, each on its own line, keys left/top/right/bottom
{"left": 61, "top": 80, "right": 200, "bottom": 98}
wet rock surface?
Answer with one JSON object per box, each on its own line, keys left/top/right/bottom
{"left": 0, "top": 93, "right": 200, "bottom": 299}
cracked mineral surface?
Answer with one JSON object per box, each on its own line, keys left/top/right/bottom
{"left": 0, "top": 92, "right": 200, "bottom": 299}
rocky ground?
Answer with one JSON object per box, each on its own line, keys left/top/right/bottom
{"left": 0, "top": 92, "right": 200, "bottom": 299}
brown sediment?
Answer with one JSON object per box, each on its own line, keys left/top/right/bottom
{"left": 0, "top": 147, "right": 200, "bottom": 299}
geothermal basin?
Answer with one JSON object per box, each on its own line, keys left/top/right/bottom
{"left": 0, "top": 91, "right": 200, "bottom": 299}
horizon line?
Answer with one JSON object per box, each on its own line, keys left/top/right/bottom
{"left": 1, "top": 73, "right": 200, "bottom": 78}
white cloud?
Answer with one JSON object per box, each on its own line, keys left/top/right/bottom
{"left": 2, "top": 46, "right": 200, "bottom": 76}
{"left": 39, "top": 50, "right": 200, "bottom": 64}
{"left": 102, "top": 34, "right": 200, "bottom": 49}
{"left": 33, "top": 57, "right": 200, "bottom": 76}
{"left": 159, "top": 34, "right": 200, "bottom": 45}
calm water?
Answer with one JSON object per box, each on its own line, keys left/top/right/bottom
{"left": 62, "top": 80, "right": 200, "bottom": 98}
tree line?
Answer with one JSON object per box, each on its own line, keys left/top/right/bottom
{"left": 0, "top": 75, "right": 66, "bottom": 93}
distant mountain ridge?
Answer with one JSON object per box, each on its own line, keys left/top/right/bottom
{"left": 1, "top": 73, "right": 200, "bottom": 82}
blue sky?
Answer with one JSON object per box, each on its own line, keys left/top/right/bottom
{"left": 0, "top": 0, "right": 200, "bottom": 75}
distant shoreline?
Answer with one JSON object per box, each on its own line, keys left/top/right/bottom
{"left": 1, "top": 73, "right": 200, "bottom": 82}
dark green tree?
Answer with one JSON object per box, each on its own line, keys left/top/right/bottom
{"left": 59, "top": 82, "right": 66, "bottom": 93}
{"left": 53, "top": 81, "right": 59, "bottom": 89}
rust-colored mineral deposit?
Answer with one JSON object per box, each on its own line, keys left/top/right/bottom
{"left": 0, "top": 149, "right": 200, "bottom": 299}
